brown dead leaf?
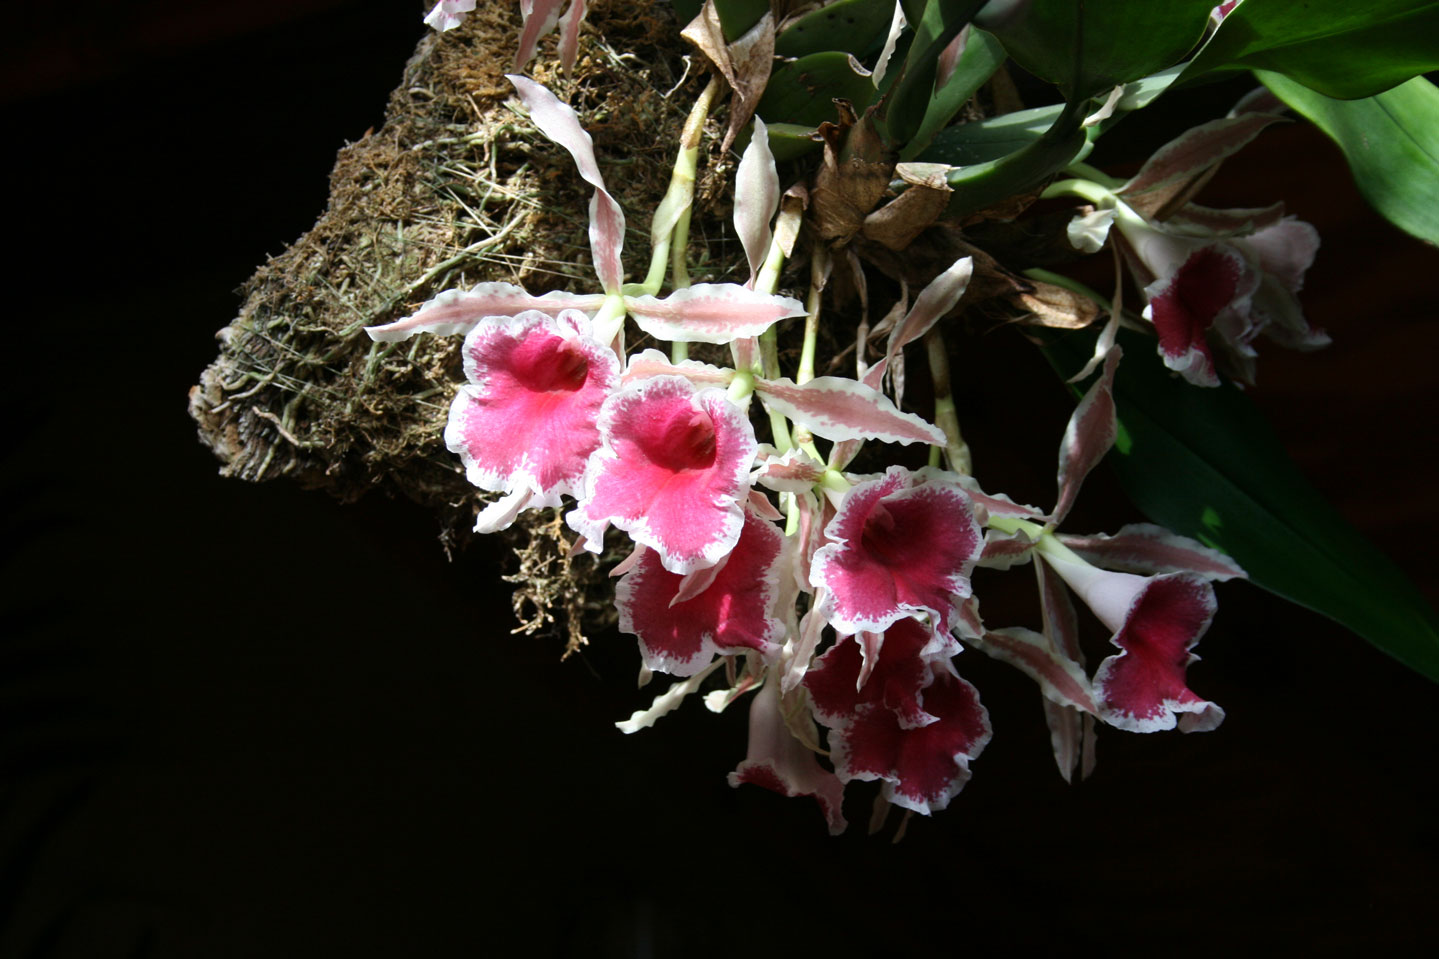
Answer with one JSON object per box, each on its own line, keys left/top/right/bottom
{"left": 680, "top": 0, "right": 776, "bottom": 151}
{"left": 1014, "top": 280, "right": 1102, "bottom": 329}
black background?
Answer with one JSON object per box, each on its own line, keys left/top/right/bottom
{"left": 3, "top": 2, "right": 1437, "bottom": 956}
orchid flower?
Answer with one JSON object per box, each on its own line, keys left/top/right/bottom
{"left": 1047, "top": 108, "right": 1322, "bottom": 386}
{"left": 445, "top": 309, "right": 618, "bottom": 532}
{"left": 803, "top": 618, "right": 990, "bottom": 816}
{"left": 810, "top": 466, "right": 984, "bottom": 636}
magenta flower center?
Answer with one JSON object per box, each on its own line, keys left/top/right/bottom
{"left": 640, "top": 407, "right": 719, "bottom": 471}
{"left": 512, "top": 333, "right": 591, "bottom": 393}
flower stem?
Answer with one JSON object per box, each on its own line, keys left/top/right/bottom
{"left": 639, "top": 76, "right": 720, "bottom": 296}
{"left": 924, "top": 327, "right": 971, "bottom": 475}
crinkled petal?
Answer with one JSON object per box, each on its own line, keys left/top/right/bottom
{"left": 830, "top": 663, "right": 990, "bottom": 816}
{"left": 1142, "top": 243, "right": 1253, "bottom": 387}
{"left": 811, "top": 467, "right": 983, "bottom": 635}
{"left": 557, "top": 0, "right": 588, "bottom": 76}
{"left": 804, "top": 619, "right": 939, "bottom": 730}
{"left": 572, "top": 376, "right": 757, "bottom": 574}
{"left": 729, "top": 681, "right": 848, "bottom": 835}
{"left": 444, "top": 310, "right": 618, "bottom": 509}
{"left": 365, "top": 284, "right": 605, "bottom": 342}
{"left": 616, "top": 508, "right": 786, "bottom": 676}
{"left": 753, "top": 447, "right": 826, "bottom": 494}
{"left": 621, "top": 348, "right": 733, "bottom": 387}
{"left": 1091, "top": 573, "right": 1223, "bottom": 733}
{"left": 515, "top": 0, "right": 564, "bottom": 70}
{"left": 973, "top": 627, "right": 1098, "bottom": 714}
{"left": 625, "top": 284, "right": 806, "bottom": 344}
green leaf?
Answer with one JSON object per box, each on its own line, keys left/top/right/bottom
{"left": 1182, "top": 0, "right": 1439, "bottom": 100}
{"left": 985, "top": 0, "right": 1214, "bottom": 102}
{"left": 899, "top": 28, "right": 1007, "bottom": 161}
{"left": 1043, "top": 330, "right": 1439, "bottom": 683}
{"left": 932, "top": 99, "right": 1091, "bottom": 217}
{"left": 1259, "top": 72, "right": 1439, "bottom": 247}
{"left": 919, "top": 103, "right": 1064, "bottom": 164}
{"left": 774, "top": 0, "right": 895, "bottom": 60}
{"left": 880, "top": 0, "right": 987, "bottom": 147}
{"left": 755, "top": 52, "right": 877, "bottom": 130}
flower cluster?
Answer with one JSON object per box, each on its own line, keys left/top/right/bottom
{"left": 366, "top": 75, "right": 1261, "bottom": 834}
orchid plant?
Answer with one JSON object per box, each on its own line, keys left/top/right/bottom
{"left": 390, "top": 0, "right": 1439, "bottom": 833}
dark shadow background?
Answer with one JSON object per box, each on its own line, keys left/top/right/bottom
{"left": 3, "top": 2, "right": 1436, "bottom": 956}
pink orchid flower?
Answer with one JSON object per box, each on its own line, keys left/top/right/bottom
{"left": 568, "top": 375, "right": 758, "bottom": 575}
{"left": 729, "top": 679, "right": 848, "bottom": 835}
{"left": 445, "top": 309, "right": 618, "bottom": 532}
{"left": 615, "top": 505, "right": 788, "bottom": 677}
{"left": 804, "top": 618, "right": 990, "bottom": 816}
{"left": 810, "top": 466, "right": 983, "bottom": 636}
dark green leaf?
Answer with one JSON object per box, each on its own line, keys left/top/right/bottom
{"left": 880, "top": 0, "right": 986, "bottom": 147}
{"left": 919, "top": 103, "right": 1064, "bottom": 164}
{"left": 1183, "top": 0, "right": 1439, "bottom": 100}
{"left": 1259, "top": 72, "right": 1439, "bottom": 246}
{"left": 774, "top": 0, "right": 895, "bottom": 60}
{"left": 1044, "top": 330, "right": 1439, "bottom": 683}
{"left": 937, "top": 99, "right": 1089, "bottom": 217}
{"left": 986, "top": 0, "right": 1214, "bottom": 102}
{"left": 755, "top": 52, "right": 876, "bottom": 131}
{"left": 899, "top": 28, "right": 1007, "bottom": 161}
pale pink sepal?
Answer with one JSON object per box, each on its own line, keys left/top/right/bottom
{"left": 728, "top": 680, "right": 848, "bottom": 835}
{"left": 616, "top": 507, "right": 786, "bottom": 676}
{"left": 883, "top": 257, "right": 973, "bottom": 402}
{"left": 571, "top": 376, "right": 758, "bottom": 574}
{"left": 1052, "top": 346, "right": 1121, "bottom": 523}
{"left": 811, "top": 466, "right": 983, "bottom": 635}
{"left": 756, "top": 376, "right": 945, "bottom": 446}
{"left": 557, "top": 0, "right": 588, "bottom": 75}
{"left": 620, "top": 348, "right": 734, "bottom": 387}
{"left": 978, "top": 529, "right": 1036, "bottom": 570}
{"left": 955, "top": 475, "right": 1046, "bottom": 521}
{"left": 365, "top": 284, "right": 606, "bottom": 342}
{"left": 753, "top": 447, "right": 825, "bottom": 494}
{"left": 625, "top": 284, "right": 806, "bottom": 344}
{"left": 444, "top": 310, "right": 618, "bottom": 511}
{"left": 616, "top": 657, "right": 724, "bottom": 733}
{"left": 507, "top": 75, "right": 625, "bottom": 293}
{"left": 424, "top": 0, "right": 476, "bottom": 31}
{"left": 734, "top": 116, "right": 780, "bottom": 284}
{"left": 515, "top": 0, "right": 564, "bottom": 70}
{"left": 975, "top": 627, "right": 1097, "bottom": 714}
{"left": 1057, "top": 523, "right": 1247, "bottom": 581}
{"left": 780, "top": 602, "right": 829, "bottom": 695}
{"left": 1037, "top": 558, "right": 1095, "bottom": 782}
{"left": 1121, "top": 113, "right": 1284, "bottom": 197}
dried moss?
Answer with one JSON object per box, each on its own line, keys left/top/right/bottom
{"left": 189, "top": 2, "right": 754, "bottom": 649}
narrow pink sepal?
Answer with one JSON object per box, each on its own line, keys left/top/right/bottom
{"left": 1057, "top": 523, "right": 1247, "bottom": 581}
{"left": 1121, "top": 113, "right": 1284, "bottom": 196}
{"left": 507, "top": 74, "right": 625, "bottom": 292}
{"left": 443, "top": 310, "right": 618, "bottom": 510}
{"left": 955, "top": 475, "right": 1047, "bottom": 522}
{"left": 1043, "top": 698, "right": 1097, "bottom": 784}
{"left": 830, "top": 662, "right": 991, "bottom": 816}
{"left": 756, "top": 376, "right": 945, "bottom": 446}
{"left": 1052, "top": 346, "right": 1121, "bottom": 523}
{"left": 734, "top": 116, "right": 780, "bottom": 284}
{"left": 365, "top": 285, "right": 606, "bottom": 342}
{"left": 780, "top": 601, "right": 830, "bottom": 695}
{"left": 424, "top": 0, "right": 476, "bottom": 32}
{"left": 883, "top": 257, "right": 973, "bottom": 400}
{"left": 515, "top": 0, "right": 564, "bottom": 70}
{"left": 753, "top": 447, "right": 825, "bottom": 494}
{"left": 975, "top": 627, "right": 1098, "bottom": 713}
{"left": 978, "top": 529, "right": 1036, "bottom": 570}
{"left": 572, "top": 376, "right": 757, "bottom": 574}
{"left": 625, "top": 284, "right": 806, "bottom": 344}
{"left": 1168, "top": 202, "right": 1287, "bottom": 236}
{"left": 811, "top": 467, "right": 983, "bottom": 635}
{"left": 728, "top": 681, "right": 848, "bottom": 835}
{"left": 616, "top": 507, "right": 785, "bottom": 676}
{"left": 620, "top": 348, "right": 734, "bottom": 387}
{"left": 557, "top": 0, "right": 588, "bottom": 75}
